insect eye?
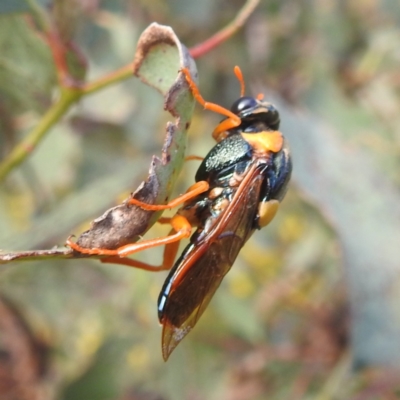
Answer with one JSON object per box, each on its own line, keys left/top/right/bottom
{"left": 230, "top": 96, "right": 258, "bottom": 114}
{"left": 264, "top": 104, "right": 280, "bottom": 130}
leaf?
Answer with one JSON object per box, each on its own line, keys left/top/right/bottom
{"left": 0, "top": 15, "right": 56, "bottom": 114}
{"left": 0, "top": 23, "right": 196, "bottom": 263}
{"left": 74, "top": 23, "right": 196, "bottom": 250}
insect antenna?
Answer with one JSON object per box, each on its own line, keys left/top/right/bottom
{"left": 233, "top": 66, "right": 246, "bottom": 97}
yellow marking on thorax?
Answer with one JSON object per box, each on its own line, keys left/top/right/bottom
{"left": 241, "top": 131, "right": 283, "bottom": 154}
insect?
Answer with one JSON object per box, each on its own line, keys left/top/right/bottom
{"left": 67, "top": 66, "right": 292, "bottom": 360}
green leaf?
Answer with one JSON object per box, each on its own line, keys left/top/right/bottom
{"left": 1, "top": 23, "right": 196, "bottom": 261}
{"left": 0, "top": 15, "right": 56, "bottom": 114}
{"left": 74, "top": 23, "right": 196, "bottom": 251}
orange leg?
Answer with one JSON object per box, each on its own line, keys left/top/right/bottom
{"left": 128, "top": 180, "right": 209, "bottom": 211}
{"left": 101, "top": 211, "right": 178, "bottom": 269}
{"left": 181, "top": 67, "right": 241, "bottom": 142}
{"left": 185, "top": 155, "right": 204, "bottom": 162}
{"left": 67, "top": 214, "right": 192, "bottom": 262}
{"left": 100, "top": 228, "right": 182, "bottom": 271}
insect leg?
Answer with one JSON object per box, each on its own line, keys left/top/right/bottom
{"left": 181, "top": 68, "right": 241, "bottom": 142}
{"left": 184, "top": 155, "right": 204, "bottom": 162}
{"left": 128, "top": 180, "right": 209, "bottom": 210}
{"left": 100, "top": 229, "right": 182, "bottom": 271}
{"left": 66, "top": 215, "right": 192, "bottom": 267}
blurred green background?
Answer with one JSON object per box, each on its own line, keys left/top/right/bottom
{"left": 1, "top": 0, "right": 400, "bottom": 399}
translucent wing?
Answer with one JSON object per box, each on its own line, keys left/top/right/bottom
{"left": 160, "top": 164, "right": 264, "bottom": 360}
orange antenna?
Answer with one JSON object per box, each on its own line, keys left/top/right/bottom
{"left": 234, "top": 66, "right": 245, "bottom": 97}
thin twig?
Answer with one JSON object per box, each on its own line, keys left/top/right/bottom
{"left": 0, "top": 0, "right": 259, "bottom": 182}
{"left": 0, "top": 248, "right": 73, "bottom": 264}
{"left": 82, "top": 62, "right": 134, "bottom": 95}
{"left": 189, "top": 0, "right": 260, "bottom": 58}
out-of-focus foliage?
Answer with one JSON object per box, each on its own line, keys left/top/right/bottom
{"left": 1, "top": 1, "right": 400, "bottom": 400}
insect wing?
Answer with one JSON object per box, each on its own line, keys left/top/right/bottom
{"left": 161, "top": 165, "right": 264, "bottom": 360}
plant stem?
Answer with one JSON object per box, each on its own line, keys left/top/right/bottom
{"left": 0, "top": 0, "right": 260, "bottom": 182}
{"left": 189, "top": 0, "right": 260, "bottom": 58}
{"left": 82, "top": 63, "right": 134, "bottom": 95}
{"left": 0, "top": 89, "right": 78, "bottom": 181}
